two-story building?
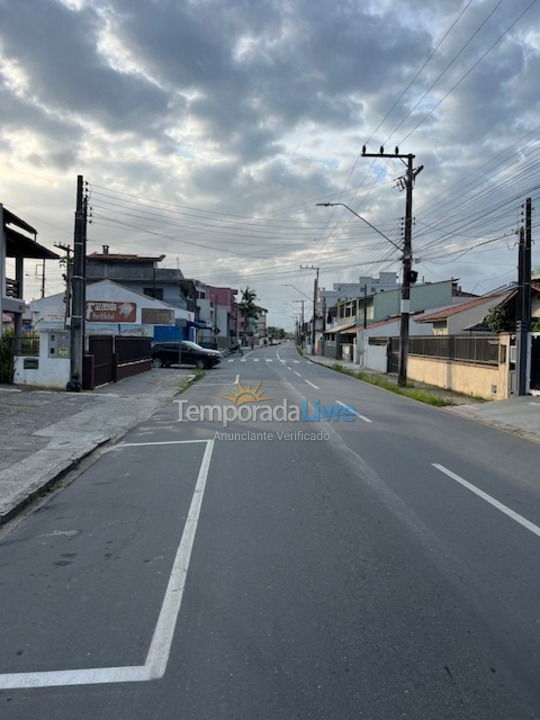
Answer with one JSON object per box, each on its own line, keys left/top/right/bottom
{"left": 0, "top": 204, "right": 58, "bottom": 355}
{"left": 86, "top": 247, "right": 198, "bottom": 340}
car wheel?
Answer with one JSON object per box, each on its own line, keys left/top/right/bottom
{"left": 152, "top": 357, "right": 164, "bottom": 368}
{"left": 195, "top": 359, "right": 205, "bottom": 370}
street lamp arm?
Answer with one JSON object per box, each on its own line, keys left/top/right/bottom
{"left": 281, "top": 284, "right": 313, "bottom": 302}
{"left": 316, "top": 202, "right": 402, "bottom": 253}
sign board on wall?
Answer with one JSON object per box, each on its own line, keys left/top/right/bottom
{"left": 141, "top": 308, "right": 174, "bottom": 325}
{"left": 86, "top": 302, "right": 136, "bottom": 323}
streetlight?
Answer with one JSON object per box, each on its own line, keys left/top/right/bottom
{"left": 315, "top": 203, "right": 402, "bottom": 252}
{"left": 317, "top": 201, "right": 412, "bottom": 383}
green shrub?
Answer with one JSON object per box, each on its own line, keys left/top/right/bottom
{"left": 0, "top": 329, "right": 15, "bottom": 383}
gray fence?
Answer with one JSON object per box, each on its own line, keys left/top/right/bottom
{"left": 408, "top": 335, "right": 500, "bottom": 366}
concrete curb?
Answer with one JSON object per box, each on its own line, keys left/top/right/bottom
{"left": 0, "top": 438, "right": 110, "bottom": 526}
{"left": 446, "top": 405, "right": 540, "bottom": 446}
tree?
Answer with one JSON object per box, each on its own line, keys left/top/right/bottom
{"left": 238, "top": 287, "right": 258, "bottom": 339}
{"left": 267, "top": 325, "right": 286, "bottom": 339}
{"left": 485, "top": 302, "right": 515, "bottom": 333}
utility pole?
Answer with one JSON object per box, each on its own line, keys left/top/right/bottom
{"left": 360, "top": 147, "right": 422, "bottom": 385}
{"left": 66, "top": 175, "right": 87, "bottom": 392}
{"left": 517, "top": 197, "right": 532, "bottom": 395}
{"left": 363, "top": 283, "right": 368, "bottom": 329}
{"left": 41, "top": 259, "right": 46, "bottom": 298}
{"left": 293, "top": 299, "right": 305, "bottom": 348}
{"left": 300, "top": 264, "right": 319, "bottom": 354}
{"left": 54, "top": 242, "right": 73, "bottom": 330}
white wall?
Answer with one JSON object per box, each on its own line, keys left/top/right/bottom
{"left": 365, "top": 343, "right": 388, "bottom": 372}
{"left": 13, "top": 330, "right": 70, "bottom": 389}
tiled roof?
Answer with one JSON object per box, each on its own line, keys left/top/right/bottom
{"left": 416, "top": 293, "right": 508, "bottom": 322}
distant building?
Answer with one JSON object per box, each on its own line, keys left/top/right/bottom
{"left": 86, "top": 247, "right": 197, "bottom": 313}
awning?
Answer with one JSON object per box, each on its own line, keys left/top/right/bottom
{"left": 324, "top": 318, "right": 357, "bottom": 335}
{"left": 187, "top": 320, "right": 213, "bottom": 329}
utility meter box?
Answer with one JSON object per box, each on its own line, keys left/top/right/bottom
{"left": 48, "top": 332, "right": 70, "bottom": 359}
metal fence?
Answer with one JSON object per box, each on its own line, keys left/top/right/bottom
{"left": 409, "top": 335, "right": 500, "bottom": 366}
{"left": 9, "top": 334, "right": 40, "bottom": 356}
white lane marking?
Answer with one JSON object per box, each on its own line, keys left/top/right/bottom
{"left": 240, "top": 358, "right": 247, "bottom": 362}
{"left": 276, "top": 351, "right": 282, "bottom": 361}
{"left": 234, "top": 374, "right": 239, "bottom": 385}
{"left": 304, "top": 379, "right": 320, "bottom": 389}
{"left": 336, "top": 400, "right": 372, "bottom": 424}
{"left": 145, "top": 439, "right": 214, "bottom": 678}
{"left": 253, "top": 358, "right": 259, "bottom": 362}
{"left": 242, "top": 349, "right": 254, "bottom": 360}
{"left": 432, "top": 464, "right": 540, "bottom": 539}
{"left": 265, "top": 359, "right": 272, "bottom": 362}
{"left": 286, "top": 366, "right": 292, "bottom": 371}
{"left": 294, "top": 371, "right": 302, "bottom": 377}
{"left": 115, "top": 439, "right": 208, "bottom": 448}
{"left": 227, "top": 359, "right": 234, "bottom": 363}
{"left": 0, "top": 440, "right": 215, "bottom": 689}
{"left": 293, "top": 360, "right": 300, "bottom": 364}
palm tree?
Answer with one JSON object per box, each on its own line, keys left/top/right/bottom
{"left": 238, "top": 286, "right": 258, "bottom": 344}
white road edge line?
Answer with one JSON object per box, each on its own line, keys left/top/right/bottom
{"left": 432, "top": 463, "right": 540, "bottom": 539}
{"left": 336, "top": 400, "right": 372, "bottom": 424}
{"left": 304, "top": 379, "right": 320, "bottom": 390}
{"left": 145, "top": 439, "right": 215, "bottom": 678}
{"left": 0, "top": 439, "right": 215, "bottom": 689}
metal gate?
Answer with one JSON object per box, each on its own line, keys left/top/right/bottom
{"left": 87, "top": 335, "right": 114, "bottom": 388}
{"left": 387, "top": 337, "right": 399, "bottom": 374}
{"left": 531, "top": 335, "right": 540, "bottom": 391}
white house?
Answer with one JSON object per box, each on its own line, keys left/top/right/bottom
{"left": 30, "top": 279, "right": 194, "bottom": 333}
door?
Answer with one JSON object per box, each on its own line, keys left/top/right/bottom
{"left": 87, "top": 335, "right": 114, "bottom": 387}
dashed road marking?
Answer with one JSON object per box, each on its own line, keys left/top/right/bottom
{"left": 336, "top": 400, "right": 372, "bottom": 423}
{"left": 304, "top": 379, "right": 320, "bottom": 390}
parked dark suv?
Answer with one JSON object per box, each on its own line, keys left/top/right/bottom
{"left": 151, "top": 341, "right": 221, "bottom": 369}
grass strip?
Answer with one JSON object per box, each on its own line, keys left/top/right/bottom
{"left": 329, "top": 363, "right": 454, "bottom": 407}
{"left": 174, "top": 369, "right": 205, "bottom": 396}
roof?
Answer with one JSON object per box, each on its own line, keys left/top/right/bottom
{"left": 3, "top": 208, "right": 37, "bottom": 236}
{"left": 87, "top": 252, "right": 165, "bottom": 263}
{"left": 416, "top": 293, "right": 508, "bottom": 323}
{"left": 5, "top": 226, "right": 59, "bottom": 260}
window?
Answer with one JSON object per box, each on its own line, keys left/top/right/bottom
{"left": 143, "top": 288, "right": 163, "bottom": 301}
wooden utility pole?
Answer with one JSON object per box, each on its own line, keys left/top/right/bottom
{"left": 54, "top": 242, "right": 73, "bottom": 329}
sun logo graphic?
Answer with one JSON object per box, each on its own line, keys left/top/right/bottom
{"left": 219, "top": 381, "right": 271, "bottom": 406}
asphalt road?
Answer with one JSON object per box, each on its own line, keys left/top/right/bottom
{"left": 1, "top": 341, "right": 540, "bottom": 719}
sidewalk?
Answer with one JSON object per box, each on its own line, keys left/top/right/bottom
{"left": 449, "top": 396, "right": 540, "bottom": 445}
{"left": 306, "top": 354, "right": 540, "bottom": 443}
{"left": 0, "top": 368, "right": 194, "bottom": 523}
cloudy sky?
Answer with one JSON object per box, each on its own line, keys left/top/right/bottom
{"left": 1, "top": 0, "right": 539, "bottom": 328}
